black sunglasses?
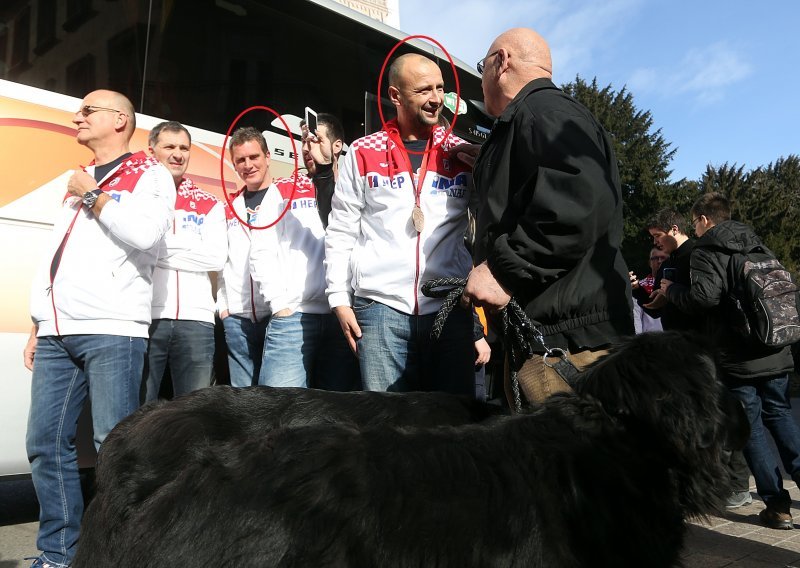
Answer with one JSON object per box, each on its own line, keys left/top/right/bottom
{"left": 78, "top": 105, "right": 124, "bottom": 117}
{"left": 477, "top": 50, "right": 500, "bottom": 75}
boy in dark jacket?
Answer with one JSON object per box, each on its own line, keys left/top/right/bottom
{"left": 662, "top": 192, "right": 800, "bottom": 530}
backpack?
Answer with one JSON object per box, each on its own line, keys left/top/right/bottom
{"left": 729, "top": 247, "right": 800, "bottom": 347}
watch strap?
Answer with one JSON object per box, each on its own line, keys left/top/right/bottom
{"left": 82, "top": 188, "right": 103, "bottom": 208}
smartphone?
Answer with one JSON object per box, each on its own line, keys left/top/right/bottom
{"left": 304, "top": 106, "right": 318, "bottom": 140}
{"left": 662, "top": 267, "right": 677, "bottom": 281}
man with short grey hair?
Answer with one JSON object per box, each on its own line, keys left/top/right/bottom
{"left": 144, "top": 121, "right": 227, "bottom": 401}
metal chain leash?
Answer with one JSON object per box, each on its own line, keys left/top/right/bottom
{"left": 421, "top": 278, "right": 574, "bottom": 413}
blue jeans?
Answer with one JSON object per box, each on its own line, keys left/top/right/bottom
{"left": 259, "top": 311, "right": 360, "bottom": 391}
{"left": 728, "top": 373, "right": 800, "bottom": 509}
{"left": 222, "top": 314, "right": 268, "bottom": 387}
{"left": 353, "top": 297, "right": 475, "bottom": 395}
{"left": 26, "top": 334, "right": 145, "bottom": 566}
{"left": 144, "top": 319, "right": 215, "bottom": 402}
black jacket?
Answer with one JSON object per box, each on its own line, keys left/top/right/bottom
{"left": 472, "top": 78, "right": 633, "bottom": 351}
{"left": 654, "top": 239, "right": 699, "bottom": 332}
{"left": 311, "top": 162, "right": 335, "bottom": 229}
{"left": 667, "top": 220, "right": 793, "bottom": 379}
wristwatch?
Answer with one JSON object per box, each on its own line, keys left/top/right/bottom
{"left": 82, "top": 188, "right": 103, "bottom": 209}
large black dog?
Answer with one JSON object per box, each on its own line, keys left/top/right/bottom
{"left": 73, "top": 332, "right": 748, "bottom": 568}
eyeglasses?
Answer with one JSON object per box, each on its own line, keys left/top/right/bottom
{"left": 650, "top": 256, "right": 668, "bottom": 261}
{"left": 477, "top": 50, "right": 500, "bottom": 75}
{"left": 78, "top": 105, "right": 124, "bottom": 117}
{"left": 692, "top": 216, "right": 702, "bottom": 225}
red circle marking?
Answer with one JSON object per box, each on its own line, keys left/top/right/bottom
{"left": 376, "top": 34, "right": 462, "bottom": 156}
{"left": 219, "top": 106, "right": 299, "bottom": 230}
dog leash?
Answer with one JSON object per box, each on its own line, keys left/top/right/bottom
{"left": 422, "top": 278, "right": 580, "bottom": 413}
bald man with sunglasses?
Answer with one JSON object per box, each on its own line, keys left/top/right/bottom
{"left": 461, "top": 28, "right": 632, "bottom": 406}
{"left": 23, "top": 89, "right": 174, "bottom": 568}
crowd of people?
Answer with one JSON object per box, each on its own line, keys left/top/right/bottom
{"left": 20, "top": 25, "right": 800, "bottom": 568}
{"left": 629, "top": 197, "right": 800, "bottom": 531}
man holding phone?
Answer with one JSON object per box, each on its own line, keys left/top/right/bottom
{"left": 301, "top": 110, "right": 345, "bottom": 228}
{"left": 643, "top": 207, "right": 697, "bottom": 331}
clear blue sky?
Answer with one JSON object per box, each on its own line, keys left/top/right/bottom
{"left": 400, "top": 0, "right": 800, "bottom": 182}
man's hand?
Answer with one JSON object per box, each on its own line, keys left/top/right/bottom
{"left": 629, "top": 270, "right": 640, "bottom": 290}
{"left": 450, "top": 143, "right": 481, "bottom": 169}
{"left": 659, "top": 278, "right": 673, "bottom": 293}
{"left": 301, "top": 124, "right": 332, "bottom": 166}
{"left": 474, "top": 337, "right": 491, "bottom": 366}
{"left": 23, "top": 326, "right": 37, "bottom": 371}
{"left": 461, "top": 262, "right": 512, "bottom": 312}
{"left": 67, "top": 170, "right": 97, "bottom": 198}
{"left": 643, "top": 289, "right": 668, "bottom": 310}
{"left": 219, "top": 309, "right": 230, "bottom": 320}
{"left": 333, "top": 305, "right": 362, "bottom": 355}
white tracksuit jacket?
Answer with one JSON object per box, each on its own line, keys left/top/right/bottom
{"left": 216, "top": 187, "right": 271, "bottom": 321}
{"left": 30, "top": 152, "right": 175, "bottom": 338}
{"left": 151, "top": 177, "right": 227, "bottom": 324}
{"left": 249, "top": 175, "right": 328, "bottom": 315}
{"left": 325, "top": 122, "right": 473, "bottom": 315}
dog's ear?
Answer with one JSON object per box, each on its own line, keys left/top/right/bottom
{"left": 575, "top": 332, "right": 729, "bottom": 447}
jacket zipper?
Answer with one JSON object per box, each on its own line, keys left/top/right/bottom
{"left": 174, "top": 271, "right": 181, "bottom": 319}
{"left": 48, "top": 206, "right": 83, "bottom": 335}
{"left": 172, "top": 219, "right": 180, "bottom": 319}
{"left": 414, "top": 233, "right": 420, "bottom": 315}
{"left": 250, "top": 276, "right": 257, "bottom": 322}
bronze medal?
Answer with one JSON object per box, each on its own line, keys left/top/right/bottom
{"left": 411, "top": 205, "right": 425, "bottom": 233}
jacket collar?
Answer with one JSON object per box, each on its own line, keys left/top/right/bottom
{"left": 498, "top": 77, "right": 560, "bottom": 123}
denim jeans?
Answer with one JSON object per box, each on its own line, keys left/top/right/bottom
{"left": 259, "top": 311, "right": 360, "bottom": 391}
{"left": 144, "top": 319, "right": 216, "bottom": 402}
{"left": 353, "top": 297, "right": 475, "bottom": 395}
{"left": 26, "top": 334, "right": 145, "bottom": 566}
{"left": 222, "top": 314, "right": 268, "bottom": 387}
{"left": 728, "top": 373, "right": 800, "bottom": 509}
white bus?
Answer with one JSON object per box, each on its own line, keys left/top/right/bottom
{"left": 0, "top": 0, "right": 489, "bottom": 476}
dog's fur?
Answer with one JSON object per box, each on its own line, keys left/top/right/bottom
{"left": 73, "top": 332, "right": 748, "bottom": 568}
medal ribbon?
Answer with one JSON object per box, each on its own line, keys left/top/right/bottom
{"left": 391, "top": 133, "right": 436, "bottom": 225}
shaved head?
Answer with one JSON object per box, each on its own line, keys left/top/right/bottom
{"left": 490, "top": 27, "right": 552, "bottom": 77}
{"left": 386, "top": 52, "right": 445, "bottom": 140}
{"left": 388, "top": 53, "right": 439, "bottom": 89}
{"left": 85, "top": 89, "right": 136, "bottom": 134}
{"left": 481, "top": 27, "right": 553, "bottom": 117}
{"left": 74, "top": 89, "right": 137, "bottom": 163}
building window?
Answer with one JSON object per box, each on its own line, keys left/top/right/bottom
{"left": 63, "top": 0, "right": 96, "bottom": 32}
{"left": 107, "top": 25, "right": 147, "bottom": 107}
{"left": 0, "top": 27, "right": 8, "bottom": 77}
{"left": 66, "top": 53, "right": 95, "bottom": 97}
{"left": 34, "top": 0, "right": 58, "bottom": 55}
{"left": 10, "top": 6, "right": 31, "bottom": 77}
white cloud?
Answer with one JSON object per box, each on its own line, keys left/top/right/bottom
{"left": 544, "top": 0, "right": 642, "bottom": 78}
{"left": 627, "top": 41, "right": 753, "bottom": 105}
{"left": 399, "top": 0, "right": 643, "bottom": 77}
{"left": 399, "top": 0, "right": 539, "bottom": 68}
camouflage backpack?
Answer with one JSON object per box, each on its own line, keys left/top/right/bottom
{"left": 730, "top": 247, "right": 800, "bottom": 347}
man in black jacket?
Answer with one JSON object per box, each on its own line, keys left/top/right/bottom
{"left": 663, "top": 192, "right": 800, "bottom": 530}
{"left": 301, "top": 113, "right": 345, "bottom": 228}
{"left": 461, "top": 27, "right": 633, "bottom": 405}
{"left": 642, "top": 207, "right": 697, "bottom": 332}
